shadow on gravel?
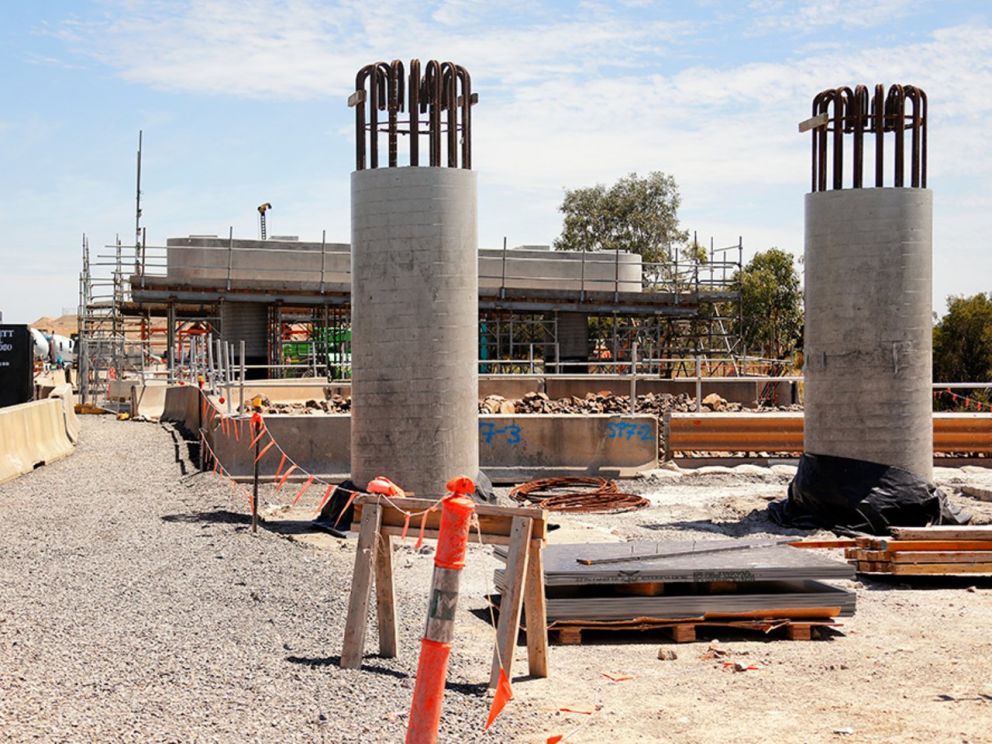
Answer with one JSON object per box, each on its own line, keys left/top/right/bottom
{"left": 467, "top": 607, "right": 500, "bottom": 627}
{"left": 640, "top": 509, "right": 812, "bottom": 539}
{"left": 444, "top": 681, "right": 490, "bottom": 697}
{"left": 858, "top": 574, "right": 992, "bottom": 592}
{"left": 162, "top": 425, "right": 190, "bottom": 477}
{"left": 286, "top": 655, "right": 409, "bottom": 680}
{"left": 284, "top": 657, "right": 497, "bottom": 697}
{"left": 163, "top": 510, "right": 250, "bottom": 526}
{"left": 161, "top": 510, "right": 324, "bottom": 538}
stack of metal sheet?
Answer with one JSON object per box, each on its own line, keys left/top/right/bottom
{"left": 494, "top": 539, "right": 856, "bottom": 623}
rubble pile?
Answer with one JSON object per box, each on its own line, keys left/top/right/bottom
{"left": 250, "top": 390, "right": 802, "bottom": 416}
{"left": 480, "top": 391, "right": 801, "bottom": 415}
{"left": 254, "top": 394, "right": 351, "bottom": 415}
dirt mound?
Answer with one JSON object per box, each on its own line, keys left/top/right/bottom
{"left": 31, "top": 314, "right": 77, "bottom": 336}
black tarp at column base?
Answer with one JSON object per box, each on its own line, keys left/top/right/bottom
{"left": 769, "top": 452, "right": 971, "bottom": 536}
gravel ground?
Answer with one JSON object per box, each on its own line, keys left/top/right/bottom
{"left": 497, "top": 464, "right": 992, "bottom": 743}
{"left": 4, "top": 418, "right": 992, "bottom": 743}
{"left": 0, "top": 417, "right": 541, "bottom": 743}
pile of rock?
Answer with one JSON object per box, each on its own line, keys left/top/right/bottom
{"left": 478, "top": 391, "right": 795, "bottom": 415}
{"left": 251, "top": 390, "right": 801, "bottom": 416}
{"left": 254, "top": 394, "right": 350, "bottom": 415}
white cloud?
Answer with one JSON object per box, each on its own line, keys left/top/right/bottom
{"left": 49, "top": 0, "right": 690, "bottom": 98}
{"left": 748, "top": 0, "right": 916, "bottom": 34}
{"left": 31, "top": 2, "right": 992, "bottom": 310}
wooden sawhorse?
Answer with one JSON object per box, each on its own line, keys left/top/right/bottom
{"left": 340, "top": 494, "right": 548, "bottom": 687}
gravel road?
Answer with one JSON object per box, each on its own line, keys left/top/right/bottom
{"left": 0, "top": 417, "right": 539, "bottom": 743}
{"left": 5, "top": 417, "right": 992, "bottom": 743}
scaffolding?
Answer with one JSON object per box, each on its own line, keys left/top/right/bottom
{"left": 75, "top": 230, "right": 766, "bottom": 393}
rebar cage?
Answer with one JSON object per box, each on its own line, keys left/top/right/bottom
{"left": 351, "top": 59, "right": 476, "bottom": 170}
{"left": 810, "top": 84, "right": 927, "bottom": 192}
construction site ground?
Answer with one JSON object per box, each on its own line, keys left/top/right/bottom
{"left": 2, "top": 418, "right": 992, "bottom": 743}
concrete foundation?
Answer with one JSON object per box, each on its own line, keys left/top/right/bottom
{"left": 350, "top": 167, "right": 479, "bottom": 495}
{"left": 804, "top": 188, "right": 933, "bottom": 479}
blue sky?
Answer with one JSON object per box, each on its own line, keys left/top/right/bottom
{"left": 1, "top": 0, "right": 989, "bottom": 324}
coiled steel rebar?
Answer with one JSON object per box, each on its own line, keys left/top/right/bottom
{"left": 509, "top": 477, "right": 649, "bottom": 514}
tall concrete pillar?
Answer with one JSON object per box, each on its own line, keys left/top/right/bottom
{"left": 348, "top": 59, "right": 478, "bottom": 497}
{"left": 804, "top": 188, "right": 932, "bottom": 479}
{"left": 802, "top": 83, "right": 932, "bottom": 480}
{"left": 350, "top": 168, "right": 479, "bottom": 495}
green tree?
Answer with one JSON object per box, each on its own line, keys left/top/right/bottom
{"left": 933, "top": 293, "right": 992, "bottom": 382}
{"left": 554, "top": 172, "right": 690, "bottom": 275}
{"left": 732, "top": 248, "right": 803, "bottom": 360}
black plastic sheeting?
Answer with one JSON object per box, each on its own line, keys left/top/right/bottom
{"left": 313, "top": 479, "right": 361, "bottom": 534}
{"left": 769, "top": 453, "right": 970, "bottom": 536}
{"left": 313, "top": 471, "right": 498, "bottom": 535}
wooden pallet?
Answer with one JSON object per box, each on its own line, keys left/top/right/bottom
{"left": 552, "top": 617, "right": 834, "bottom": 645}
{"left": 848, "top": 526, "right": 992, "bottom": 575}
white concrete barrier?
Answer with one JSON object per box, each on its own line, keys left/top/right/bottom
{"left": 161, "top": 385, "right": 201, "bottom": 432}
{"left": 480, "top": 414, "right": 658, "bottom": 480}
{"left": 131, "top": 381, "right": 168, "bottom": 420}
{"left": 0, "top": 399, "right": 76, "bottom": 485}
{"left": 47, "top": 384, "right": 80, "bottom": 443}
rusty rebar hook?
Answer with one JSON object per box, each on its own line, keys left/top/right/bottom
{"left": 350, "top": 57, "right": 476, "bottom": 171}
{"left": 806, "top": 83, "right": 927, "bottom": 192}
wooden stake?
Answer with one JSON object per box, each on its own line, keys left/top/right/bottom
{"left": 523, "top": 538, "right": 548, "bottom": 678}
{"left": 374, "top": 533, "right": 398, "bottom": 658}
{"left": 490, "top": 516, "right": 532, "bottom": 688}
{"left": 340, "top": 503, "right": 382, "bottom": 669}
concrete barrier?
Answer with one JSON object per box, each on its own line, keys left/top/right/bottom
{"left": 241, "top": 380, "right": 351, "bottom": 401}
{"left": 205, "top": 408, "right": 657, "bottom": 483}
{"left": 480, "top": 414, "right": 658, "bottom": 480}
{"left": 106, "top": 379, "right": 142, "bottom": 403}
{"left": 131, "top": 381, "right": 168, "bottom": 420}
{"left": 0, "top": 399, "right": 76, "bottom": 484}
{"left": 212, "top": 414, "right": 350, "bottom": 478}
{"left": 47, "top": 384, "right": 80, "bottom": 443}
{"left": 161, "top": 385, "right": 202, "bottom": 432}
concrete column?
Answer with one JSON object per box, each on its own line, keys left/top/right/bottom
{"left": 220, "top": 302, "right": 268, "bottom": 380}
{"left": 803, "top": 187, "right": 933, "bottom": 480}
{"left": 548, "top": 312, "right": 589, "bottom": 371}
{"left": 350, "top": 167, "right": 479, "bottom": 497}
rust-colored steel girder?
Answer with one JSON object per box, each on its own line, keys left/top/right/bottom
{"left": 351, "top": 58, "right": 476, "bottom": 171}
{"left": 669, "top": 414, "right": 992, "bottom": 454}
{"left": 802, "top": 83, "right": 927, "bottom": 192}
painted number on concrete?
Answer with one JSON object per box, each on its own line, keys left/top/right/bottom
{"left": 479, "top": 421, "right": 522, "bottom": 445}
{"left": 606, "top": 421, "right": 654, "bottom": 442}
